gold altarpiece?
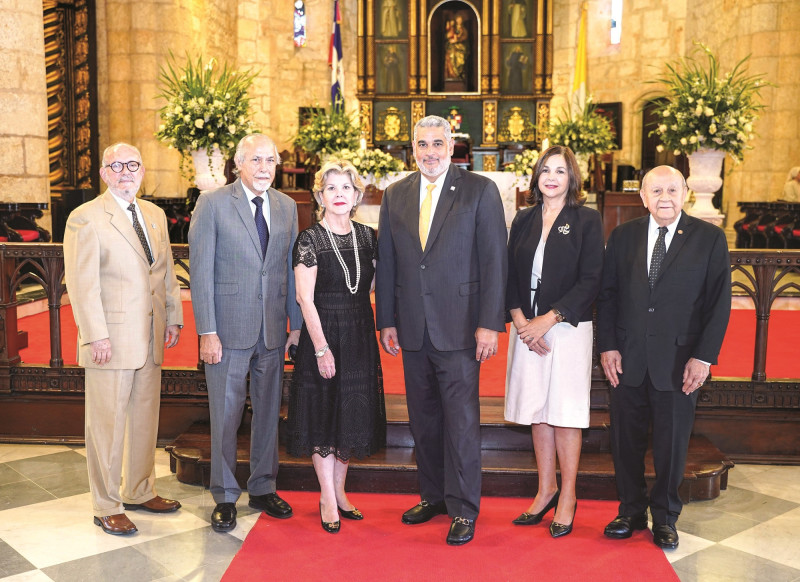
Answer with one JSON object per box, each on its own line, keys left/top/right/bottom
{"left": 357, "top": 0, "right": 552, "bottom": 170}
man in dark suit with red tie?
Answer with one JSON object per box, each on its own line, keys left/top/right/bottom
{"left": 375, "top": 115, "right": 507, "bottom": 545}
{"left": 597, "top": 165, "right": 731, "bottom": 550}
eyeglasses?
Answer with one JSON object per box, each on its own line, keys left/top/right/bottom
{"left": 104, "top": 161, "right": 141, "bottom": 173}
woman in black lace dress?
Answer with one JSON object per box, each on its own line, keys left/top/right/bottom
{"left": 287, "top": 159, "right": 386, "bottom": 534}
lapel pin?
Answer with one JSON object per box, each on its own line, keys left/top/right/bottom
{"left": 678, "top": 229, "right": 684, "bottom": 235}
{"left": 450, "top": 186, "right": 455, "bottom": 190}
{"left": 557, "top": 223, "right": 571, "bottom": 235}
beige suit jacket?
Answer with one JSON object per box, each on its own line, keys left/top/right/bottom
{"left": 63, "top": 190, "right": 183, "bottom": 369}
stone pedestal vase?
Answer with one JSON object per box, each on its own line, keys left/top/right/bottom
{"left": 686, "top": 148, "right": 725, "bottom": 226}
{"left": 191, "top": 146, "right": 227, "bottom": 191}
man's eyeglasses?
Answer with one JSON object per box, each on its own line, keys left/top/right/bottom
{"left": 104, "top": 161, "right": 141, "bottom": 173}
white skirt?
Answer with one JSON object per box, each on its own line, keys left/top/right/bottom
{"left": 504, "top": 320, "right": 593, "bottom": 428}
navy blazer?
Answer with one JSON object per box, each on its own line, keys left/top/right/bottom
{"left": 596, "top": 212, "right": 731, "bottom": 391}
{"left": 506, "top": 203, "right": 604, "bottom": 325}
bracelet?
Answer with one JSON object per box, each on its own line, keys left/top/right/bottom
{"left": 552, "top": 308, "right": 565, "bottom": 323}
{"left": 314, "top": 344, "right": 329, "bottom": 358}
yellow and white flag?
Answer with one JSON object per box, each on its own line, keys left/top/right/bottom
{"left": 571, "top": 1, "right": 587, "bottom": 115}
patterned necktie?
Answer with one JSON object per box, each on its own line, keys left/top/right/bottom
{"left": 419, "top": 183, "right": 435, "bottom": 250}
{"left": 127, "top": 203, "right": 153, "bottom": 265}
{"left": 253, "top": 195, "right": 269, "bottom": 257}
{"left": 649, "top": 226, "right": 668, "bottom": 288}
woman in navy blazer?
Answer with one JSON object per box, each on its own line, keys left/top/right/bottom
{"left": 505, "top": 146, "right": 603, "bottom": 537}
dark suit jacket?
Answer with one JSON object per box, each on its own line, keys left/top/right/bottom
{"left": 375, "top": 164, "right": 508, "bottom": 351}
{"left": 506, "top": 203, "right": 604, "bottom": 325}
{"left": 596, "top": 212, "right": 731, "bottom": 391}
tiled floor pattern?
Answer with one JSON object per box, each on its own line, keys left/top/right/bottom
{"left": 0, "top": 444, "right": 798, "bottom": 581}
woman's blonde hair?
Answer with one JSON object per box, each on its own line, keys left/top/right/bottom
{"left": 313, "top": 159, "right": 365, "bottom": 220}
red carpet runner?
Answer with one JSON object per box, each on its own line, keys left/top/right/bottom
{"left": 222, "top": 492, "right": 678, "bottom": 582}
{"left": 17, "top": 303, "right": 800, "bottom": 393}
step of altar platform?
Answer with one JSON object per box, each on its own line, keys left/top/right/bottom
{"left": 166, "top": 394, "right": 733, "bottom": 503}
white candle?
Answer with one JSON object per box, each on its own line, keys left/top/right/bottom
{"left": 541, "top": 138, "right": 549, "bottom": 151}
{"left": 359, "top": 138, "right": 367, "bottom": 151}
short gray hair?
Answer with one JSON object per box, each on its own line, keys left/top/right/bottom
{"left": 413, "top": 115, "right": 452, "bottom": 142}
{"left": 233, "top": 133, "right": 282, "bottom": 170}
{"left": 102, "top": 142, "right": 142, "bottom": 167}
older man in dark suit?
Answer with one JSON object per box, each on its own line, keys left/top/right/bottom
{"left": 597, "top": 165, "right": 731, "bottom": 549}
{"left": 376, "top": 115, "right": 508, "bottom": 545}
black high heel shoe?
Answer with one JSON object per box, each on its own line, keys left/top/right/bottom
{"left": 319, "top": 503, "right": 340, "bottom": 534}
{"left": 338, "top": 506, "right": 364, "bottom": 520}
{"left": 512, "top": 490, "right": 560, "bottom": 525}
{"left": 549, "top": 502, "right": 577, "bottom": 538}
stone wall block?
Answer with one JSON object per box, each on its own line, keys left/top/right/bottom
{"left": 23, "top": 136, "right": 49, "bottom": 176}
{"left": 0, "top": 136, "right": 24, "bottom": 175}
{"left": 0, "top": 176, "right": 49, "bottom": 202}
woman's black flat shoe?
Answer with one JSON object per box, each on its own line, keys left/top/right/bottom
{"left": 338, "top": 506, "right": 363, "bottom": 520}
{"left": 549, "top": 502, "right": 577, "bottom": 538}
{"left": 320, "top": 503, "right": 340, "bottom": 534}
{"left": 512, "top": 490, "right": 560, "bottom": 525}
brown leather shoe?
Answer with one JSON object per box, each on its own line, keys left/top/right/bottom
{"left": 123, "top": 495, "right": 181, "bottom": 513}
{"left": 93, "top": 513, "right": 138, "bottom": 535}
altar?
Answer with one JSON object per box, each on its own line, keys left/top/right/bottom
{"left": 353, "top": 171, "right": 530, "bottom": 229}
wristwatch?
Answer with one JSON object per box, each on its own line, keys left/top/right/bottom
{"left": 552, "top": 308, "right": 565, "bottom": 323}
{"left": 314, "top": 344, "right": 329, "bottom": 358}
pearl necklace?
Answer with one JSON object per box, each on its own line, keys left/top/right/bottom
{"left": 322, "top": 217, "right": 360, "bottom": 295}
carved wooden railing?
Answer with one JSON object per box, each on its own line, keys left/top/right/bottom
{"left": 0, "top": 245, "right": 798, "bottom": 411}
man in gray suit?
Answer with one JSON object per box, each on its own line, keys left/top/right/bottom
{"left": 376, "top": 115, "right": 508, "bottom": 545}
{"left": 189, "top": 133, "right": 302, "bottom": 532}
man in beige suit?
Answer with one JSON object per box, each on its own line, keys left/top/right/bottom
{"left": 64, "top": 143, "right": 184, "bottom": 535}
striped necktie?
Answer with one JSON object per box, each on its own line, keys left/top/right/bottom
{"left": 649, "top": 226, "right": 667, "bottom": 288}
{"left": 128, "top": 203, "right": 153, "bottom": 265}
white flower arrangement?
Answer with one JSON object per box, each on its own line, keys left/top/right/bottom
{"left": 650, "top": 45, "right": 767, "bottom": 163}
{"left": 504, "top": 148, "right": 540, "bottom": 177}
{"left": 334, "top": 148, "right": 404, "bottom": 179}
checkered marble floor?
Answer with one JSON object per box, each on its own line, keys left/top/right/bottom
{"left": 0, "top": 444, "right": 798, "bottom": 582}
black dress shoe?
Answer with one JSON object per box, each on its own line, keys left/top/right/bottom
{"left": 320, "top": 503, "right": 340, "bottom": 534}
{"left": 549, "top": 502, "right": 577, "bottom": 538}
{"left": 446, "top": 516, "right": 475, "bottom": 546}
{"left": 604, "top": 512, "right": 648, "bottom": 539}
{"left": 652, "top": 523, "right": 679, "bottom": 549}
{"left": 338, "top": 506, "right": 363, "bottom": 520}
{"left": 211, "top": 502, "right": 237, "bottom": 532}
{"left": 249, "top": 492, "right": 293, "bottom": 519}
{"left": 401, "top": 500, "right": 447, "bottom": 524}
{"left": 512, "top": 490, "right": 560, "bottom": 525}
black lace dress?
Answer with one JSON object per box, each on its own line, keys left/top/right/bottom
{"left": 287, "top": 221, "right": 386, "bottom": 461}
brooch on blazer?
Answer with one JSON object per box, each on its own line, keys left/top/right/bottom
{"left": 557, "top": 223, "right": 571, "bottom": 235}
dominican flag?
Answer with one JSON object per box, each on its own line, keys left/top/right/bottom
{"left": 329, "top": 0, "right": 345, "bottom": 112}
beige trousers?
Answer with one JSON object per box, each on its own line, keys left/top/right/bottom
{"left": 84, "top": 334, "right": 162, "bottom": 518}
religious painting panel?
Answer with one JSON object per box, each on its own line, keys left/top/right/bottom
{"left": 374, "top": 102, "right": 412, "bottom": 144}
{"left": 501, "top": 43, "right": 533, "bottom": 94}
{"left": 498, "top": 100, "right": 537, "bottom": 144}
{"left": 376, "top": 44, "right": 408, "bottom": 94}
{"left": 501, "top": 0, "right": 534, "bottom": 39}
{"left": 428, "top": 1, "right": 480, "bottom": 95}
{"left": 376, "top": 0, "right": 407, "bottom": 39}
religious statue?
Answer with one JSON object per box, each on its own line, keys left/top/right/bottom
{"left": 508, "top": 0, "right": 527, "bottom": 38}
{"left": 381, "top": 0, "right": 401, "bottom": 37}
{"left": 382, "top": 46, "right": 403, "bottom": 93}
{"left": 444, "top": 15, "right": 469, "bottom": 81}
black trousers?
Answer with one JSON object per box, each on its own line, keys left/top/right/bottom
{"left": 401, "top": 328, "right": 482, "bottom": 520}
{"left": 609, "top": 373, "right": 699, "bottom": 526}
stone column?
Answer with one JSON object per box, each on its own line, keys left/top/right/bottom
{"left": 0, "top": 3, "right": 51, "bottom": 229}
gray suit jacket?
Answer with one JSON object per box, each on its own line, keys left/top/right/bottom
{"left": 188, "top": 178, "right": 302, "bottom": 351}
{"left": 375, "top": 164, "right": 508, "bottom": 351}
